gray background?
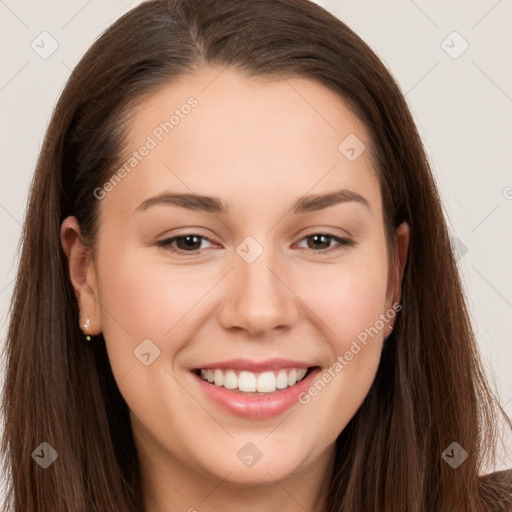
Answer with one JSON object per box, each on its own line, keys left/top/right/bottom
{"left": 1, "top": 0, "right": 511, "bottom": 496}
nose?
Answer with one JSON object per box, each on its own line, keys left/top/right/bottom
{"left": 218, "top": 243, "right": 300, "bottom": 337}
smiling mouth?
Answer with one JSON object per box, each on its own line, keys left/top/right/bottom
{"left": 192, "top": 366, "right": 318, "bottom": 395}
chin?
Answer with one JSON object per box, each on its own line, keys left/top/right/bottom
{"left": 197, "top": 439, "right": 310, "bottom": 485}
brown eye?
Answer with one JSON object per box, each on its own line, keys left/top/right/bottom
{"left": 157, "top": 234, "right": 214, "bottom": 253}
{"left": 297, "top": 233, "right": 355, "bottom": 253}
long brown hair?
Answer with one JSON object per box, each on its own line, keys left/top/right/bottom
{"left": 1, "top": 0, "right": 511, "bottom": 510}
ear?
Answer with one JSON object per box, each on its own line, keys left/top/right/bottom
{"left": 385, "top": 221, "right": 410, "bottom": 329}
{"left": 60, "top": 216, "right": 102, "bottom": 335}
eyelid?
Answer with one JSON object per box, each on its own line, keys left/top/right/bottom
{"left": 294, "top": 231, "right": 356, "bottom": 257}
{"left": 156, "top": 230, "right": 218, "bottom": 250}
{"left": 156, "top": 229, "right": 355, "bottom": 255}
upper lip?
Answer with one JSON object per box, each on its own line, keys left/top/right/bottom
{"left": 192, "top": 358, "right": 316, "bottom": 372}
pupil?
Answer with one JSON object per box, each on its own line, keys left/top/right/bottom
{"left": 310, "top": 234, "right": 329, "bottom": 249}
{"left": 179, "top": 235, "right": 200, "bottom": 250}
{"left": 175, "top": 235, "right": 332, "bottom": 251}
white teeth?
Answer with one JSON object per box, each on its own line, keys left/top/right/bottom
{"left": 224, "top": 370, "right": 238, "bottom": 390}
{"left": 197, "top": 367, "right": 310, "bottom": 393}
{"left": 287, "top": 368, "right": 297, "bottom": 386}
{"left": 276, "top": 370, "right": 288, "bottom": 389}
{"left": 213, "top": 369, "right": 224, "bottom": 387}
{"left": 256, "top": 371, "right": 276, "bottom": 393}
{"left": 238, "top": 371, "right": 257, "bottom": 392}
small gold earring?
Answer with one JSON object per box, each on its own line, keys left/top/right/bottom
{"left": 82, "top": 317, "right": 92, "bottom": 341}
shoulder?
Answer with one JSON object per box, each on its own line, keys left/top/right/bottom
{"left": 480, "top": 468, "right": 512, "bottom": 486}
{"left": 479, "top": 468, "right": 512, "bottom": 512}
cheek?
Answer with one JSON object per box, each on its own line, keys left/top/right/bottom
{"left": 300, "top": 258, "right": 390, "bottom": 347}
{"left": 93, "top": 244, "right": 197, "bottom": 382}
{"left": 97, "top": 241, "right": 390, "bottom": 347}
{"left": 293, "top": 263, "right": 388, "bottom": 439}
{"left": 96, "top": 241, "right": 205, "bottom": 336}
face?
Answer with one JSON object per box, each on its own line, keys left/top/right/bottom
{"left": 62, "top": 67, "right": 409, "bottom": 491}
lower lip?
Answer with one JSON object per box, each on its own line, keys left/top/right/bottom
{"left": 191, "top": 368, "right": 320, "bottom": 419}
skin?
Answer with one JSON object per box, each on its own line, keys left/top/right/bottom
{"left": 61, "top": 66, "right": 409, "bottom": 512}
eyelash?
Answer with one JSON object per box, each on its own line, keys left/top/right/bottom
{"left": 156, "top": 231, "right": 355, "bottom": 255}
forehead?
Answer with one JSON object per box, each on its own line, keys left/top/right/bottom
{"left": 100, "top": 66, "right": 381, "bottom": 222}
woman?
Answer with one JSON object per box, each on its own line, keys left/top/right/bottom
{"left": 1, "top": 0, "right": 511, "bottom": 510}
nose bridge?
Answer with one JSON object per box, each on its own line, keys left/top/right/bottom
{"left": 219, "top": 234, "right": 298, "bottom": 335}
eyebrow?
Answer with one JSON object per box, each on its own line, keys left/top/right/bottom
{"left": 135, "top": 188, "right": 370, "bottom": 215}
